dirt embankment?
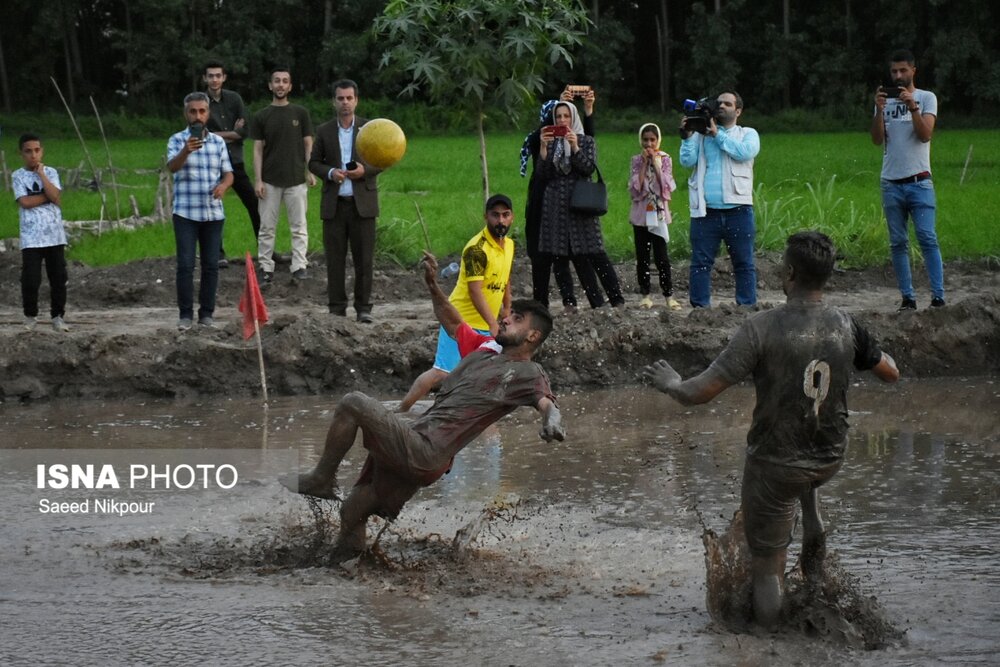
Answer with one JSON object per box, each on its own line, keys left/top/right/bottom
{"left": 0, "top": 250, "right": 997, "bottom": 402}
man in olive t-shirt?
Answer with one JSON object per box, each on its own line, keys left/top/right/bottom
{"left": 642, "top": 231, "right": 899, "bottom": 629}
{"left": 250, "top": 67, "right": 315, "bottom": 283}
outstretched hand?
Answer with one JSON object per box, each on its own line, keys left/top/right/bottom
{"left": 640, "top": 359, "right": 682, "bottom": 395}
{"left": 539, "top": 403, "right": 565, "bottom": 442}
{"left": 421, "top": 250, "right": 439, "bottom": 283}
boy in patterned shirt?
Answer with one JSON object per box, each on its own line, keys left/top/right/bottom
{"left": 13, "top": 133, "right": 70, "bottom": 332}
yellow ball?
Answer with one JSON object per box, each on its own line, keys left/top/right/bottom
{"left": 356, "top": 118, "right": 407, "bottom": 170}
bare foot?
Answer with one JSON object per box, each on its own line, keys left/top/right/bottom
{"left": 279, "top": 472, "right": 341, "bottom": 500}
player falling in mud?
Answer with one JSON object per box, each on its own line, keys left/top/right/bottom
{"left": 282, "top": 251, "right": 565, "bottom": 558}
{"left": 641, "top": 231, "right": 899, "bottom": 629}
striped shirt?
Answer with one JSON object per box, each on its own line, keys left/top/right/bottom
{"left": 167, "top": 129, "right": 232, "bottom": 221}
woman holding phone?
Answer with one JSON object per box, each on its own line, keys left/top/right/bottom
{"left": 536, "top": 101, "right": 623, "bottom": 311}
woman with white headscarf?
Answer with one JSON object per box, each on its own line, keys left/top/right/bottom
{"left": 628, "top": 122, "right": 681, "bottom": 310}
{"left": 537, "top": 101, "right": 623, "bottom": 311}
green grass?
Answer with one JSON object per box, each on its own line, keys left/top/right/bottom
{"left": 2, "top": 129, "right": 998, "bottom": 267}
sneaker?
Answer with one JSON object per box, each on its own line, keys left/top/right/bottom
{"left": 177, "top": 318, "right": 193, "bottom": 331}
{"left": 261, "top": 272, "right": 273, "bottom": 286}
{"left": 357, "top": 312, "right": 373, "bottom": 324}
{"left": 24, "top": 316, "right": 37, "bottom": 331}
{"left": 898, "top": 298, "right": 917, "bottom": 311}
{"left": 51, "top": 316, "right": 70, "bottom": 332}
{"left": 198, "top": 316, "right": 215, "bottom": 328}
{"left": 930, "top": 297, "right": 946, "bottom": 308}
{"left": 218, "top": 258, "right": 229, "bottom": 269}
{"left": 640, "top": 295, "right": 654, "bottom": 309}
{"left": 667, "top": 297, "right": 682, "bottom": 311}
{"left": 291, "top": 268, "right": 308, "bottom": 281}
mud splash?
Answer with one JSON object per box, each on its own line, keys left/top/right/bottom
{"left": 703, "top": 510, "right": 905, "bottom": 649}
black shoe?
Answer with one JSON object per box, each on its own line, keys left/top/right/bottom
{"left": 262, "top": 272, "right": 273, "bottom": 286}
{"left": 898, "top": 298, "right": 917, "bottom": 311}
{"left": 292, "top": 268, "right": 308, "bottom": 281}
{"left": 357, "top": 312, "right": 373, "bottom": 323}
{"left": 218, "top": 258, "right": 229, "bottom": 269}
{"left": 330, "top": 309, "right": 347, "bottom": 317}
{"left": 930, "top": 297, "right": 945, "bottom": 308}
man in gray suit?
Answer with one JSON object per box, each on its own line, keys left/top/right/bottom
{"left": 309, "top": 79, "right": 382, "bottom": 323}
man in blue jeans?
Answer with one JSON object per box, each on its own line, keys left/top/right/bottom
{"left": 167, "top": 92, "right": 233, "bottom": 331}
{"left": 871, "top": 48, "right": 944, "bottom": 310}
{"left": 679, "top": 91, "right": 760, "bottom": 308}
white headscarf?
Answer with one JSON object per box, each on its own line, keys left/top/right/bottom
{"left": 552, "top": 102, "right": 585, "bottom": 175}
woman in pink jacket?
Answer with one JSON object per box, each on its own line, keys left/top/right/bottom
{"left": 628, "top": 122, "right": 682, "bottom": 310}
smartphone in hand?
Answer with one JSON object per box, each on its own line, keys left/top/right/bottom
{"left": 544, "top": 125, "right": 569, "bottom": 137}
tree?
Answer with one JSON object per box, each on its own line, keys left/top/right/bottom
{"left": 374, "top": 0, "right": 591, "bottom": 201}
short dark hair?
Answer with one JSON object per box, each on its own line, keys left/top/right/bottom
{"left": 511, "top": 299, "right": 554, "bottom": 345}
{"left": 270, "top": 66, "right": 291, "bottom": 80}
{"left": 890, "top": 49, "right": 916, "bottom": 66}
{"left": 203, "top": 60, "right": 225, "bottom": 74}
{"left": 785, "top": 231, "right": 836, "bottom": 289}
{"left": 332, "top": 79, "right": 359, "bottom": 96}
{"left": 719, "top": 90, "right": 744, "bottom": 110}
{"left": 19, "top": 133, "right": 41, "bottom": 149}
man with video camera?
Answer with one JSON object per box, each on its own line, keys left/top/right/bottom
{"left": 679, "top": 91, "right": 760, "bottom": 309}
{"left": 870, "top": 49, "right": 944, "bottom": 311}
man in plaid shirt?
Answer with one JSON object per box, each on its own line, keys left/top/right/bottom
{"left": 167, "top": 92, "right": 233, "bottom": 331}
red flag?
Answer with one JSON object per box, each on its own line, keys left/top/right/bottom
{"left": 238, "top": 251, "right": 269, "bottom": 340}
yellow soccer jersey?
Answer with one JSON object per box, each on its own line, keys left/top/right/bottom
{"left": 450, "top": 228, "right": 514, "bottom": 331}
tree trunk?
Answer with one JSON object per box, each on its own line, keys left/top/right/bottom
{"left": 62, "top": 11, "right": 76, "bottom": 105}
{"left": 124, "top": 3, "right": 135, "bottom": 98}
{"left": 657, "top": 0, "right": 670, "bottom": 113}
{"left": 845, "top": 0, "right": 852, "bottom": 49}
{"left": 477, "top": 108, "right": 489, "bottom": 205}
{"left": 591, "top": 0, "right": 599, "bottom": 25}
{"left": 783, "top": 0, "right": 791, "bottom": 108}
{"left": 0, "top": 29, "right": 11, "bottom": 113}
{"left": 324, "top": 0, "right": 334, "bottom": 38}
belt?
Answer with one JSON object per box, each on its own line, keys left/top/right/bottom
{"left": 888, "top": 172, "right": 931, "bottom": 184}
{"left": 338, "top": 195, "right": 354, "bottom": 201}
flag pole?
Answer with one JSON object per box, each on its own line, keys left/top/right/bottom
{"left": 254, "top": 317, "right": 269, "bottom": 407}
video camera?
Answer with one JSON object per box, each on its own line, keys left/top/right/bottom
{"left": 680, "top": 97, "right": 720, "bottom": 137}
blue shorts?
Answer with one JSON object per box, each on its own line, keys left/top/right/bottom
{"left": 432, "top": 324, "right": 489, "bottom": 372}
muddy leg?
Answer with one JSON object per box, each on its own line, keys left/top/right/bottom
{"left": 336, "top": 483, "right": 381, "bottom": 555}
{"left": 281, "top": 392, "right": 369, "bottom": 498}
{"left": 752, "top": 550, "right": 787, "bottom": 630}
{"left": 800, "top": 487, "right": 826, "bottom": 583}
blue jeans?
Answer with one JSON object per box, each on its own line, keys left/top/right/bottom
{"left": 880, "top": 179, "right": 944, "bottom": 300}
{"left": 689, "top": 205, "right": 757, "bottom": 307}
{"left": 173, "top": 215, "right": 223, "bottom": 320}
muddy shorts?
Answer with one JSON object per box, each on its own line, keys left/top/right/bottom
{"left": 740, "top": 456, "right": 842, "bottom": 556}
{"left": 349, "top": 394, "right": 450, "bottom": 519}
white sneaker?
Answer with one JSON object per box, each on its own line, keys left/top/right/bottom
{"left": 640, "top": 296, "right": 654, "bottom": 309}
{"left": 177, "top": 318, "right": 193, "bottom": 331}
{"left": 52, "top": 316, "right": 70, "bottom": 332}
{"left": 667, "top": 297, "right": 682, "bottom": 311}
{"left": 25, "top": 316, "right": 37, "bottom": 331}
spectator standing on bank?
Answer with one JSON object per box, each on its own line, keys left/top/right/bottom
{"left": 13, "top": 133, "right": 70, "bottom": 332}
{"left": 250, "top": 67, "right": 315, "bottom": 285}
{"left": 308, "top": 79, "right": 382, "bottom": 322}
{"left": 679, "top": 91, "right": 760, "bottom": 308}
{"left": 628, "top": 122, "right": 682, "bottom": 310}
{"left": 870, "top": 48, "right": 944, "bottom": 310}
{"left": 166, "top": 92, "right": 233, "bottom": 331}
{"left": 203, "top": 60, "right": 261, "bottom": 267}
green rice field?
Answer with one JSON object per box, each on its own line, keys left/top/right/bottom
{"left": 2, "top": 128, "right": 997, "bottom": 267}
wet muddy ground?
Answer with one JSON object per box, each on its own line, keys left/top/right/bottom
{"left": 2, "top": 379, "right": 997, "bottom": 665}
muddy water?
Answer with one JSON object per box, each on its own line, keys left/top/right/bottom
{"left": 1, "top": 378, "right": 997, "bottom": 665}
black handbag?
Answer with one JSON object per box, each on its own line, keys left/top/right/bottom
{"left": 570, "top": 164, "right": 608, "bottom": 217}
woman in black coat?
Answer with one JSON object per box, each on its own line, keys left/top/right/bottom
{"left": 536, "top": 101, "right": 623, "bottom": 310}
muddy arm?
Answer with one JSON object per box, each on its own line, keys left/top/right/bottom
{"left": 536, "top": 396, "right": 565, "bottom": 442}
{"left": 872, "top": 352, "right": 900, "bottom": 383}
{"left": 640, "top": 359, "right": 732, "bottom": 406}
{"left": 421, "top": 251, "right": 463, "bottom": 339}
